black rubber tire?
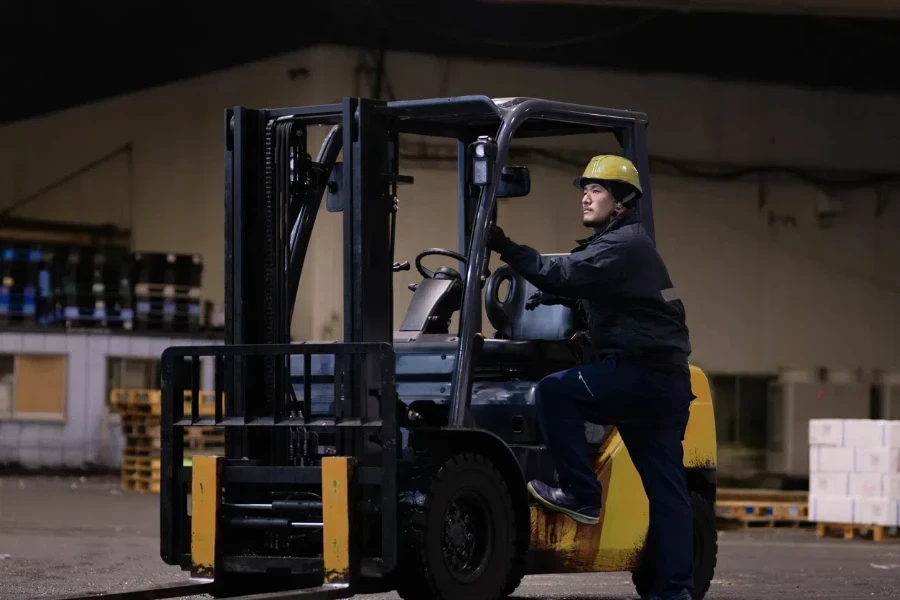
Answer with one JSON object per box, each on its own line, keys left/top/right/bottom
{"left": 631, "top": 491, "right": 718, "bottom": 600}
{"left": 395, "top": 452, "right": 524, "bottom": 600}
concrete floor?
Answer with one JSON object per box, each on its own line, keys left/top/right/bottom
{"left": 1, "top": 476, "right": 899, "bottom": 600}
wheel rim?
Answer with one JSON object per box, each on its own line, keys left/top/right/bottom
{"left": 440, "top": 489, "right": 493, "bottom": 583}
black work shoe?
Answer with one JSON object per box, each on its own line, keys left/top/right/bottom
{"left": 526, "top": 480, "right": 601, "bottom": 525}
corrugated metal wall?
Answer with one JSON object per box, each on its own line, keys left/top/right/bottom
{"left": 0, "top": 332, "right": 219, "bottom": 469}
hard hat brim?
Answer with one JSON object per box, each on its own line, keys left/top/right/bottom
{"left": 573, "top": 176, "right": 601, "bottom": 190}
{"left": 573, "top": 176, "right": 642, "bottom": 204}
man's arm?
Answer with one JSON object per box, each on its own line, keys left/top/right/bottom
{"left": 491, "top": 226, "right": 623, "bottom": 300}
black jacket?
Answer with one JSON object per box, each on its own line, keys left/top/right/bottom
{"left": 495, "top": 210, "right": 692, "bottom": 377}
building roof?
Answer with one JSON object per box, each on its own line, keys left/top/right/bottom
{"left": 3, "top": 1, "right": 899, "bottom": 125}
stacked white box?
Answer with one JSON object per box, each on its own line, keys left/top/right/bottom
{"left": 809, "top": 419, "right": 845, "bottom": 446}
{"left": 883, "top": 476, "right": 900, "bottom": 500}
{"left": 848, "top": 473, "right": 883, "bottom": 498}
{"left": 809, "top": 473, "right": 848, "bottom": 495}
{"left": 856, "top": 448, "right": 900, "bottom": 474}
{"left": 809, "top": 418, "right": 900, "bottom": 526}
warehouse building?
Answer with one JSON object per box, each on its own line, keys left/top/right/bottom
{"left": 0, "top": 4, "right": 898, "bottom": 485}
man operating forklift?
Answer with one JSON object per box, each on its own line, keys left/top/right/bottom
{"left": 488, "top": 154, "right": 695, "bottom": 600}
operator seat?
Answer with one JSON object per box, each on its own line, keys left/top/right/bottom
{"left": 483, "top": 257, "right": 582, "bottom": 366}
{"left": 482, "top": 259, "right": 605, "bottom": 445}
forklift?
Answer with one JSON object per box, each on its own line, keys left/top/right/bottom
{"left": 156, "top": 96, "right": 718, "bottom": 600}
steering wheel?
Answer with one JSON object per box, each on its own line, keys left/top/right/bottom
{"left": 415, "top": 248, "right": 468, "bottom": 279}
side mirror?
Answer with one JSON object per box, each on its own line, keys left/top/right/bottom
{"left": 497, "top": 166, "right": 530, "bottom": 199}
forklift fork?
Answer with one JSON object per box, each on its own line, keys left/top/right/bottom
{"left": 35, "top": 456, "right": 357, "bottom": 600}
{"left": 191, "top": 454, "right": 355, "bottom": 590}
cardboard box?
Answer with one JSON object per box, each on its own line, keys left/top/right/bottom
{"left": 849, "top": 473, "right": 883, "bottom": 498}
{"left": 810, "top": 473, "right": 849, "bottom": 496}
{"left": 844, "top": 419, "right": 887, "bottom": 448}
{"left": 809, "top": 495, "right": 857, "bottom": 523}
{"left": 884, "top": 422, "right": 900, "bottom": 449}
{"left": 856, "top": 448, "right": 900, "bottom": 474}
{"left": 843, "top": 419, "right": 900, "bottom": 448}
{"left": 810, "top": 446, "right": 856, "bottom": 473}
{"left": 809, "top": 419, "right": 845, "bottom": 446}
{"left": 883, "top": 475, "right": 900, "bottom": 500}
{"left": 856, "top": 498, "right": 900, "bottom": 527}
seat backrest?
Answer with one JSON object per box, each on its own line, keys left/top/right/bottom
{"left": 484, "top": 256, "right": 576, "bottom": 341}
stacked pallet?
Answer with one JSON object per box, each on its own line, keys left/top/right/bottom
{"left": 132, "top": 252, "right": 203, "bottom": 333}
{"left": 0, "top": 242, "right": 210, "bottom": 334}
{"left": 0, "top": 244, "right": 53, "bottom": 325}
{"left": 50, "top": 245, "right": 133, "bottom": 330}
{"left": 110, "top": 389, "right": 160, "bottom": 492}
{"left": 715, "top": 488, "right": 809, "bottom": 528}
{"left": 809, "top": 418, "right": 900, "bottom": 541}
{"left": 110, "top": 388, "right": 223, "bottom": 493}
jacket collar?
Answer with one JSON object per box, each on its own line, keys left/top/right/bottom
{"left": 575, "top": 209, "right": 640, "bottom": 246}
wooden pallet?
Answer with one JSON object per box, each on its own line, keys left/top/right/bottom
{"left": 110, "top": 388, "right": 221, "bottom": 417}
{"left": 716, "top": 499, "right": 810, "bottom": 528}
{"left": 181, "top": 425, "right": 225, "bottom": 451}
{"left": 715, "top": 489, "right": 810, "bottom": 528}
{"left": 134, "top": 283, "right": 202, "bottom": 299}
{"left": 122, "top": 476, "right": 160, "bottom": 493}
{"left": 718, "top": 487, "right": 808, "bottom": 503}
{"left": 815, "top": 522, "right": 900, "bottom": 542}
{"left": 110, "top": 389, "right": 158, "bottom": 415}
{"left": 121, "top": 414, "right": 161, "bottom": 438}
{"left": 113, "top": 387, "right": 223, "bottom": 494}
{"left": 121, "top": 453, "right": 160, "bottom": 493}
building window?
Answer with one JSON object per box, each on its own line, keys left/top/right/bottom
{"left": 710, "top": 374, "right": 776, "bottom": 449}
{"left": 107, "top": 357, "right": 160, "bottom": 394}
{"left": 0, "top": 353, "right": 68, "bottom": 422}
{"left": 106, "top": 357, "right": 161, "bottom": 423}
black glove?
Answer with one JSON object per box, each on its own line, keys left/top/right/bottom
{"left": 525, "top": 291, "right": 568, "bottom": 310}
{"left": 525, "top": 291, "right": 544, "bottom": 310}
{"left": 487, "top": 223, "right": 509, "bottom": 253}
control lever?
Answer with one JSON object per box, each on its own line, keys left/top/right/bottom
{"left": 392, "top": 261, "right": 410, "bottom": 272}
{"left": 408, "top": 283, "right": 419, "bottom": 292}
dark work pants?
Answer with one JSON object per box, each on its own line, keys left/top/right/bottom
{"left": 535, "top": 355, "right": 695, "bottom": 599}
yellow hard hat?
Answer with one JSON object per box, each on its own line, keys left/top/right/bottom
{"left": 573, "top": 154, "right": 642, "bottom": 198}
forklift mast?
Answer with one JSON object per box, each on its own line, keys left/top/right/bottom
{"left": 160, "top": 99, "right": 404, "bottom": 577}
{"left": 223, "top": 100, "right": 398, "bottom": 462}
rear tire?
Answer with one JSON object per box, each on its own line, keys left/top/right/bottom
{"left": 631, "top": 491, "right": 718, "bottom": 600}
{"left": 396, "top": 452, "right": 523, "bottom": 600}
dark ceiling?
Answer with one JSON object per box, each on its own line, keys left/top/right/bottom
{"left": 3, "top": 0, "right": 900, "bottom": 125}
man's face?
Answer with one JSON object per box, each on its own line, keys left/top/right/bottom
{"left": 581, "top": 182, "right": 618, "bottom": 227}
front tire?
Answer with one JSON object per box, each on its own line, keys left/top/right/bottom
{"left": 631, "top": 490, "right": 718, "bottom": 600}
{"left": 396, "top": 452, "right": 523, "bottom": 600}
